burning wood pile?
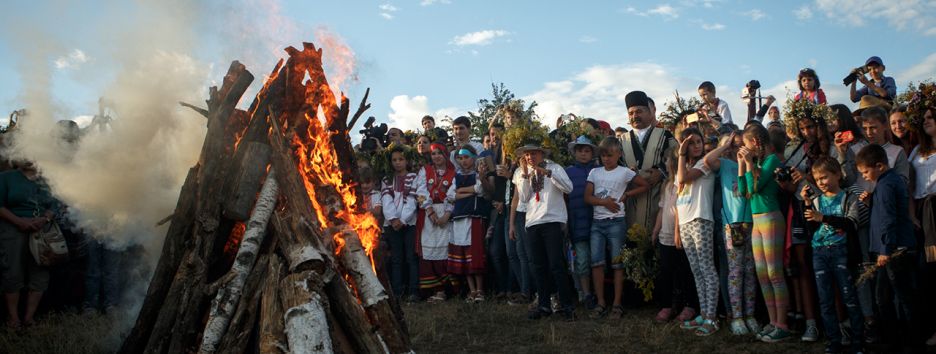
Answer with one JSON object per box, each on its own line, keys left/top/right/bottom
{"left": 120, "top": 42, "right": 411, "bottom": 354}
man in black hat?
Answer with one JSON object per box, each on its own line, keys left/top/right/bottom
{"left": 850, "top": 56, "right": 897, "bottom": 105}
{"left": 620, "top": 91, "right": 676, "bottom": 232}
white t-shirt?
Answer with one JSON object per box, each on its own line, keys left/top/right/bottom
{"left": 910, "top": 146, "right": 936, "bottom": 199}
{"left": 511, "top": 168, "right": 529, "bottom": 213}
{"left": 675, "top": 160, "right": 716, "bottom": 224}
{"left": 714, "top": 98, "right": 733, "bottom": 126}
{"left": 587, "top": 166, "right": 637, "bottom": 220}
{"left": 658, "top": 183, "right": 677, "bottom": 246}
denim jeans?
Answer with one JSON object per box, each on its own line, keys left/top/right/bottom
{"left": 589, "top": 217, "right": 625, "bottom": 269}
{"left": 507, "top": 212, "right": 532, "bottom": 295}
{"left": 384, "top": 225, "right": 418, "bottom": 297}
{"left": 84, "top": 239, "right": 119, "bottom": 309}
{"left": 489, "top": 211, "right": 509, "bottom": 294}
{"left": 813, "top": 245, "right": 863, "bottom": 350}
{"left": 527, "top": 222, "right": 574, "bottom": 311}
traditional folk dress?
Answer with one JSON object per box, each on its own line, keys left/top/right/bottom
{"left": 446, "top": 171, "right": 489, "bottom": 275}
{"left": 620, "top": 125, "right": 676, "bottom": 232}
{"left": 414, "top": 163, "right": 456, "bottom": 292}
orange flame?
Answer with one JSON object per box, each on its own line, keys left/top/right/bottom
{"left": 223, "top": 221, "right": 247, "bottom": 259}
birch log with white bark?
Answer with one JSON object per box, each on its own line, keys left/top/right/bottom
{"left": 198, "top": 170, "right": 278, "bottom": 354}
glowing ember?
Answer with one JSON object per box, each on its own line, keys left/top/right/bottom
{"left": 223, "top": 221, "right": 247, "bottom": 258}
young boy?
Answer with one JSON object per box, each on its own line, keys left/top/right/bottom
{"left": 698, "top": 81, "right": 734, "bottom": 126}
{"left": 565, "top": 136, "right": 599, "bottom": 310}
{"left": 855, "top": 144, "right": 920, "bottom": 353}
{"left": 801, "top": 157, "right": 865, "bottom": 354}
{"left": 585, "top": 137, "right": 649, "bottom": 320}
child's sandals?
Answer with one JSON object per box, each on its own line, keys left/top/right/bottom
{"left": 588, "top": 304, "right": 608, "bottom": 319}
{"left": 680, "top": 315, "right": 704, "bottom": 330}
{"left": 695, "top": 318, "right": 720, "bottom": 337}
{"left": 608, "top": 305, "right": 625, "bottom": 320}
{"left": 427, "top": 292, "right": 446, "bottom": 303}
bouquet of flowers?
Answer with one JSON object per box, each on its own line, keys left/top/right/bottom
{"left": 898, "top": 81, "right": 936, "bottom": 127}
{"left": 612, "top": 223, "right": 657, "bottom": 301}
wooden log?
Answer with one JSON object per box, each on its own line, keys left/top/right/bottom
{"left": 200, "top": 171, "right": 278, "bottom": 353}
{"left": 222, "top": 142, "right": 272, "bottom": 221}
{"left": 215, "top": 251, "right": 270, "bottom": 352}
{"left": 258, "top": 256, "right": 286, "bottom": 354}
{"left": 120, "top": 166, "right": 199, "bottom": 354}
{"left": 323, "top": 272, "right": 387, "bottom": 354}
{"left": 280, "top": 272, "right": 332, "bottom": 354}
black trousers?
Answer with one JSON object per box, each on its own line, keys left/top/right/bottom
{"left": 526, "top": 222, "right": 575, "bottom": 311}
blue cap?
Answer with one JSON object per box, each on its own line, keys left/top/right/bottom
{"left": 567, "top": 135, "right": 597, "bottom": 152}
{"left": 865, "top": 56, "right": 883, "bottom": 67}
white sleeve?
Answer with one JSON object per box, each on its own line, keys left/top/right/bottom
{"left": 549, "top": 164, "right": 573, "bottom": 194}
{"left": 415, "top": 168, "right": 430, "bottom": 209}
{"left": 381, "top": 180, "right": 399, "bottom": 221}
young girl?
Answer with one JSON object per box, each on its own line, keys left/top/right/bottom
{"left": 381, "top": 146, "right": 419, "bottom": 302}
{"left": 653, "top": 148, "right": 698, "bottom": 324}
{"left": 415, "top": 143, "right": 456, "bottom": 303}
{"left": 738, "top": 123, "right": 792, "bottom": 342}
{"left": 447, "top": 145, "right": 492, "bottom": 302}
{"left": 701, "top": 131, "right": 759, "bottom": 336}
{"left": 674, "top": 128, "right": 719, "bottom": 336}
{"left": 795, "top": 68, "right": 827, "bottom": 105}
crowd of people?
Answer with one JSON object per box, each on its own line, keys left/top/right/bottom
{"left": 355, "top": 55, "right": 936, "bottom": 354}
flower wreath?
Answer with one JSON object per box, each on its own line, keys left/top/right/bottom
{"left": 898, "top": 81, "right": 936, "bottom": 127}
{"left": 781, "top": 96, "right": 836, "bottom": 140}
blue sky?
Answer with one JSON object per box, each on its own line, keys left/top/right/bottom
{"left": 1, "top": 0, "right": 935, "bottom": 132}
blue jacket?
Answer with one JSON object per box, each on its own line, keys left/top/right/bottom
{"left": 869, "top": 169, "right": 915, "bottom": 256}
{"left": 565, "top": 162, "right": 597, "bottom": 243}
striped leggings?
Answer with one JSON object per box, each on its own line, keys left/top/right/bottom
{"left": 751, "top": 211, "right": 788, "bottom": 323}
{"left": 679, "top": 218, "right": 718, "bottom": 318}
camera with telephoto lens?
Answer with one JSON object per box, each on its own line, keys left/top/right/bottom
{"left": 775, "top": 166, "right": 794, "bottom": 182}
{"left": 359, "top": 116, "right": 388, "bottom": 152}
{"left": 842, "top": 66, "right": 869, "bottom": 86}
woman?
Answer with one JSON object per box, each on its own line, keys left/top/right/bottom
{"left": 414, "top": 143, "right": 456, "bottom": 302}
{"left": 415, "top": 135, "right": 432, "bottom": 166}
{"left": 905, "top": 90, "right": 936, "bottom": 346}
{"left": 0, "top": 160, "right": 56, "bottom": 329}
{"left": 890, "top": 106, "right": 918, "bottom": 156}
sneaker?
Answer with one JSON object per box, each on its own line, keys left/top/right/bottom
{"left": 528, "top": 294, "right": 540, "bottom": 311}
{"left": 427, "top": 292, "right": 447, "bottom": 304}
{"left": 583, "top": 294, "right": 598, "bottom": 310}
{"left": 745, "top": 317, "right": 762, "bottom": 336}
{"left": 655, "top": 308, "right": 673, "bottom": 323}
{"left": 802, "top": 324, "right": 820, "bottom": 342}
{"left": 473, "top": 292, "right": 485, "bottom": 303}
{"left": 507, "top": 293, "right": 528, "bottom": 306}
{"left": 863, "top": 320, "right": 879, "bottom": 344}
{"left": 680, "top": 315, "right": 704, "bottom": 330}
{"left": 761, "top": 327, "right": 793, "bottom": 343}
{"left": 755, "top": 324, "right": 776, "bottom": 341}
{"left": 730, "top": 319, "right": 749, "bottom": 336}
{"left": 550, "top": 295, "right": 560, "bottom": 312}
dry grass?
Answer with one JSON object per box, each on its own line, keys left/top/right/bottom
{"left": 0, "top": 311, "right": 132, "bottom": 354}
{"left": 404, "top": 300, "right": 825, "bottom": 354}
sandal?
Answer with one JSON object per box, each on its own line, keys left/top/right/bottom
{"left": 681, "top": 315, "right": 704, "bottom": 330}
{"left": 695, "top": 319, "right": 720, "bottom": 337}
{"left": 473, "top": 292, "right": 485, "bottom": 303}
{"left": 427, "top": 292, "right": 447, "bottom": 303}
{"left": 608, "top": 305, "right": 625, "bottom": 320}
{"left": 588, "top": 304, "right": 608, "bottom": 320}
{"left": 655, "top": 308, "right": 673, "bottom": 323}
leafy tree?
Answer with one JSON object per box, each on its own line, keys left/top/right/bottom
{"left": 464, "top": 83, "right": 538, "bottom": 138}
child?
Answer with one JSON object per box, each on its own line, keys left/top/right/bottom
{"left": 381, "top": 146, "right": 419, "bottom": 302}
{"left": 585, "top": 137, "right": 649, "bottom": 320}
{"left": 359, "top": 167, "right": 382, "bottom": 223}
{"left": 565, "top": 136, "right": 599, "bottom": 310}
{"left": 653, "top": 149, "right": 698, "bottom": 324}
{"left": 701, "top": 131, "right": 759, "bottom": 336}
{"left": 800, "top": 157, "right": 865, "bottom": 354}
{"left": 415, "top": 143, "right": 456, "bottom": 303}
{"left": 673, "top": 128, "right": 719, "bottom": 336}
{"left": 738, "top": 123, "right": 792, "bottom": 342}
{"left": 447, "top": 145, "right": 492, "bottom": 303}
{"left": 795, "top": 68, "right": 827, "bottom": 105}
{"left": 856, "top": 144, "right": 920, "bottom": 353}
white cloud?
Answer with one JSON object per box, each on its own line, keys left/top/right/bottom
{"left": 420, "top": 0, "right": 451, "bottom": 5}
{"left": 379, "top": 3, "right": 398, "bottom": 20}
{"left": 387, "top": 95, "right": 461, "bottom": 132}
{"left": 54, "top": 49, "right": 89, "bottom": 69}
{"left": 524, "top": 63, "right": 701, "bottom": 130}
{"left": 899, "top": 52, "right": 936, "bottom": 84}
{"left": 701, "top": 23, "right": 726, "bottom": 31}
{"left": 743, "top": 9, "right": 766, "bottom": 21}
{"left": 579, "top": 35, "right": 598, "bottom": 43}
{"left": 648, "top": 4, "right": 679, "bottom": 19}
{"left": 794, "top": 5, "right": 813, "bottom": 20}
{"left": 814, "top": 0, "right": 936, "bottom": 35}
{"left": 450, "top": 30, "right": 509, "bottom": 46}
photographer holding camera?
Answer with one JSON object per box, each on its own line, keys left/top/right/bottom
{"left": 848, "top": 56, "right": 897, "bottom": 105}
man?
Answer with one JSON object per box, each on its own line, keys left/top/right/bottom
{"left": 450, "top": 116, "right": 485, "bottom": 167}
{"left": 850, "top": 56, "right": 897, "bottom": 105}
{"left": 482, "top": 121, "right": 512, "bottom": 298}
{"left": 515, "top": 142, "right": 576, "bottom": 320}
{"left": 619, "top": 91, "right": 676, "bottom": 232}
{"left": 698, "top": 81, "right": 733, "bottom": 126}
{"left": 614, "top": 127, "right": 628, "bottom": 140}
{"left": 421, "top": 115, "right": 449, "bottom": 143}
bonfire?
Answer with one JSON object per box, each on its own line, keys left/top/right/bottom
{"left": 121, "top": 42, "right": 411, "bottom": 354}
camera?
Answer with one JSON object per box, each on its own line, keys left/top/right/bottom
{"left": 775, "top": 166, "right": 794, "bottom": 182}
{"left": 842, "top": 66, "right": 869, "bottom": 86}
{"left": 358, "top": 116, "right": 388, "bottom": 152}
